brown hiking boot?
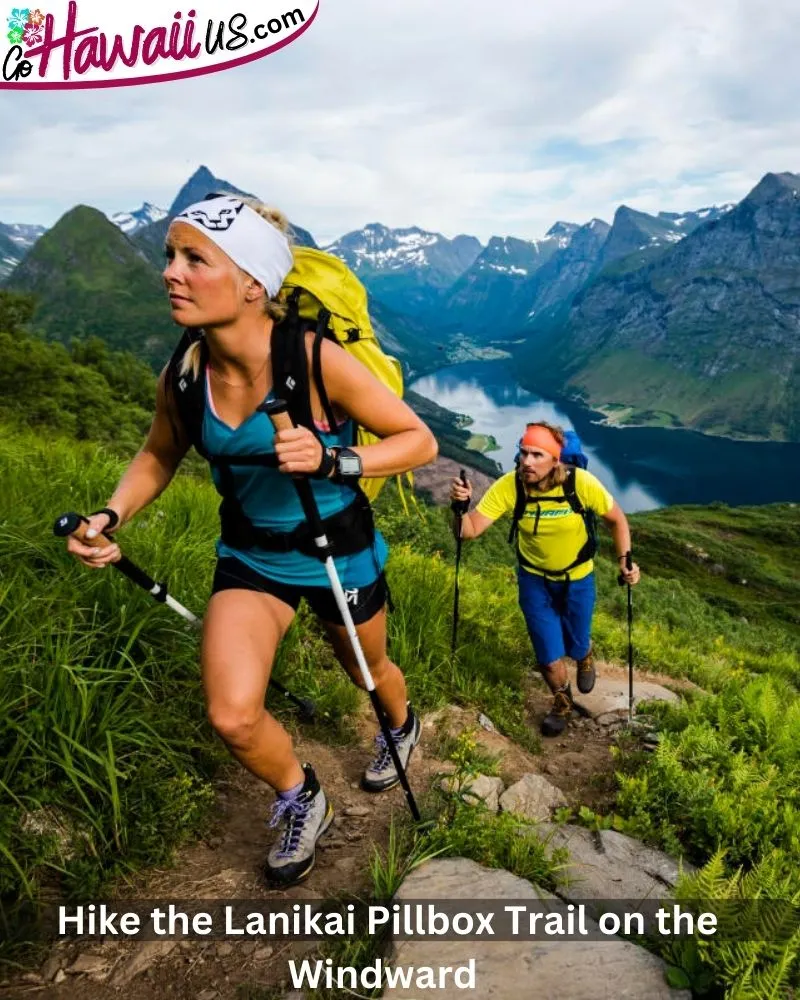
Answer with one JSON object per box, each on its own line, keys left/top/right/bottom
{"left": 541, "top": 683, "right": 574, "bottom": 737}
{"left": 576, "top": 648, "right": 596, "bottom": 694}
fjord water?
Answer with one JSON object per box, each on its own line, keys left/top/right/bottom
{"left": 410, "top": 361, "right": 800, "bottom": 512}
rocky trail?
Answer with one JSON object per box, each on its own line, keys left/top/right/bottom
{"left": 2, "top": 662, "right": 695, "bottom": 1000}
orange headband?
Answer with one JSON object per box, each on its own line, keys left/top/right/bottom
{"left": 520, "top": 425, "right": 562, "bottom": 460}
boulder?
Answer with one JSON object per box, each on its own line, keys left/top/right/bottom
{"left": 478, "top": 713, "right": 497, "bottom": 732}
{"left": 573, "top": 677, "right": 679, "bottom": 718}
{"left": 385, "top": 858, "right": 690, "bottom": 999}
{"left": 535, "top": 823, "right": 696, "bottom": 921}
{"left": 440, "top": 773, "right": 505, "bottom": 813}
{"left": 499, "top": 773, "right": 567, "bottom": 820}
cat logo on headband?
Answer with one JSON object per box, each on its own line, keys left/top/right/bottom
{"left": 177, "top": 200, "right": 245, "bottom": 231}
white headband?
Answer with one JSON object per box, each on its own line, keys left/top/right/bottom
{"left": 175, "top": 196, "right": 293, "bottom": 297}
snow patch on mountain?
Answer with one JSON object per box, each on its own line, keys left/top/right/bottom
{"left": 324, "top": 224, "right": 481, "bottom": 276}
{"left": 486, "top": 263, "right": 528, "bottom": 275}
{"left": 110, "top": 202, "right": 167, "bottom": 235}
{"left": 0, "top": 222, "right": 46, "bottom": 248}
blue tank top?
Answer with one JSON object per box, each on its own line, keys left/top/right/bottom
{"left": 203, "top": 374, "right": 388, "bottom": 587}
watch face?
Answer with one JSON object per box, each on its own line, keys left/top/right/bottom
{"left": 339, "top": 454, "right": 361, "bottom": 476}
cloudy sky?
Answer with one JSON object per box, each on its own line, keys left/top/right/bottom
{"left": 1, "top": 0, "right": 799, "bottom": 244}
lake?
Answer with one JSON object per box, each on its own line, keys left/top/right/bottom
{"left": 410, "top": 361, "right": 800, "bottom": 511}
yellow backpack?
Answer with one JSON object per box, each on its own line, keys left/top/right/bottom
{"left": 273, "top": 246, "right": 407, "bottom": 502}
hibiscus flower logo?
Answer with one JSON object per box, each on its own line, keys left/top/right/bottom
{"left": 7, "top": 7, "right": 30, "bottom": 31}
{"left": 23, "top": 18, "right": 42, "bottom": 44}
{"left": 6, "top": 7, "right": 45, "bottom": 47}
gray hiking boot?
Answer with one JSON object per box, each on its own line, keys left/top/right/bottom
{"left": 361, "top": 706, "right": 421, "bottom": 793}
{"left": 263, "top": 764, "right": 333, "bottom": 888}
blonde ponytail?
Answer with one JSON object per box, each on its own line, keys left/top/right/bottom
{"left": 179, "top": 339, "right": 204, "bottom": 381}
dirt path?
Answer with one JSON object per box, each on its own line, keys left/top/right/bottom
{"left": 2, "top": 662, "right": 682, "bottom": 999}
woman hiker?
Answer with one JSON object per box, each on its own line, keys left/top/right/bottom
{"left": 64, "top": 194, "right": 437, "bottom": 887}
{"left": 449, "top": 421, "right": 640, "bottom": 737}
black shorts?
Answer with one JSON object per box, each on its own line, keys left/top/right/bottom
{"left": 211, "top": 556, "right": 387, "bottom": 626}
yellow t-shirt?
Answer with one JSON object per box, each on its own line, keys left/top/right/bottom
{"left": 476, "top": 468, "right": 614, "bottom": 580}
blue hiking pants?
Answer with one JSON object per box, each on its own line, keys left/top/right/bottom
{"left": 517, "top": 569, "right": 595, "bottom": 666}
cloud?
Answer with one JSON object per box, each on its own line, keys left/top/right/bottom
{"left": 1, "top": 0, "right": 799, "bottom": 242}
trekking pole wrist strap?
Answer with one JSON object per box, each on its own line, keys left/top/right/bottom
{"left": 89, "top": 507, "right": 120, "bottom": 531}
{"left": 311, "top": 445, "right": 338, "bottom": 480}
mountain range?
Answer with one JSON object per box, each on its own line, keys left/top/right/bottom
{"left": 323, "top": 224, "right": 481, "bottom": 317}
{"left": 1, "top": 165, "right": 797, "bottom": 442}
{"left": 517, "top": 172, "right": 800, "bottom": 441}
{"left": 0, "top": 222, "right": 46, "bottom": 279}
{"left": 1, "top": 167, "right": 442, "bottom": 375}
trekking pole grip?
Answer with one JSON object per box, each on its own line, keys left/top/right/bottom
{"left": 53, "top": 511, "right": 119, "bottom": 556}
{"left": 450, "top": 468, "right": 470, "bottom": 515}
{"left": 617, "top": 550, "right": 633, "bottom": 586}
{"left": 54, "top": 510, "right": 167, "bottom": 597}
{"left": 261, "top": 397, "right": 293, "bottom": 434}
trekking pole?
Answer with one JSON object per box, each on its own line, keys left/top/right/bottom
{"left": 617, "top": 550, "right": 634, "bottom": 724}
{"left": 263, "top": 398, "right": 422, "bottom": 823}
{"left": 52, "top": 512, "right": 317, "bottom": 722}
{"left": 450, "top": 469, "right": 469, "bottom": 655}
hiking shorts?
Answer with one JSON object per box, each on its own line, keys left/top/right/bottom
{"left": 517, "top": 569, "right": 595, "bottom": 666}
{"left": 211, "top": 555, "right": 387, "bottom": 626}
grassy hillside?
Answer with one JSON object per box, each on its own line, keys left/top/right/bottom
{"left": 2, "top": 393, "right": 799, "bottom": 993}
{"left": 3, "top": 207, "right": 180, "bottom": 369}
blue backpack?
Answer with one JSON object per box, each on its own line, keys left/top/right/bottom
{"left": 560, "top": 429, "right": 589, "bottom": 470}
{"left": 509, "top": 428, "right": 597, "bottom": 578}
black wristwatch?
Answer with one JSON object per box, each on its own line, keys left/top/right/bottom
{"left": 332, "top": 447, "right": 362, "bottom": 482}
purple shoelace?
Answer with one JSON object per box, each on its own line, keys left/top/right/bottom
{"left": 369, "top": 729, "right": 405, "bottom": 773}
{"left": 268, "top": 795, "right": 311, "bottom": 859}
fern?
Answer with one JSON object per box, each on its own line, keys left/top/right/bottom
{"left": 659, "top": 853, "right": 800, "bottom": 997}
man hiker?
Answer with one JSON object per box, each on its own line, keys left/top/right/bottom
{"left": 449, "top": 421, "right": 640, "bottom": 736}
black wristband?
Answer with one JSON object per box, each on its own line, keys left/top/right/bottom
{"left": 311, "top": 446, "right": 338, "bottom": 480}
{"left": 89, "top": 507, "right": 120, "bottom": 531}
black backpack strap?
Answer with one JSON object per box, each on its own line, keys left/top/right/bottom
{"left": 562, "top": 467, "right": 584, "bottom": 514}
{"left": 271, "top": 293, "right": 316, "bottom": 433}
{"left": 507, "top": 468, "right": 528, "bottom": 545}
{"left": 311, "top": 308, "right": 340, "bottom": 434}
{"left": 563, "top": 466, "right": 597, "bottom": 561}
{"left": 165, "top": 328, "right": 210, "bottom": 459}
{"left": 275, "top": 294, "right": 360, "bottom": 453}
